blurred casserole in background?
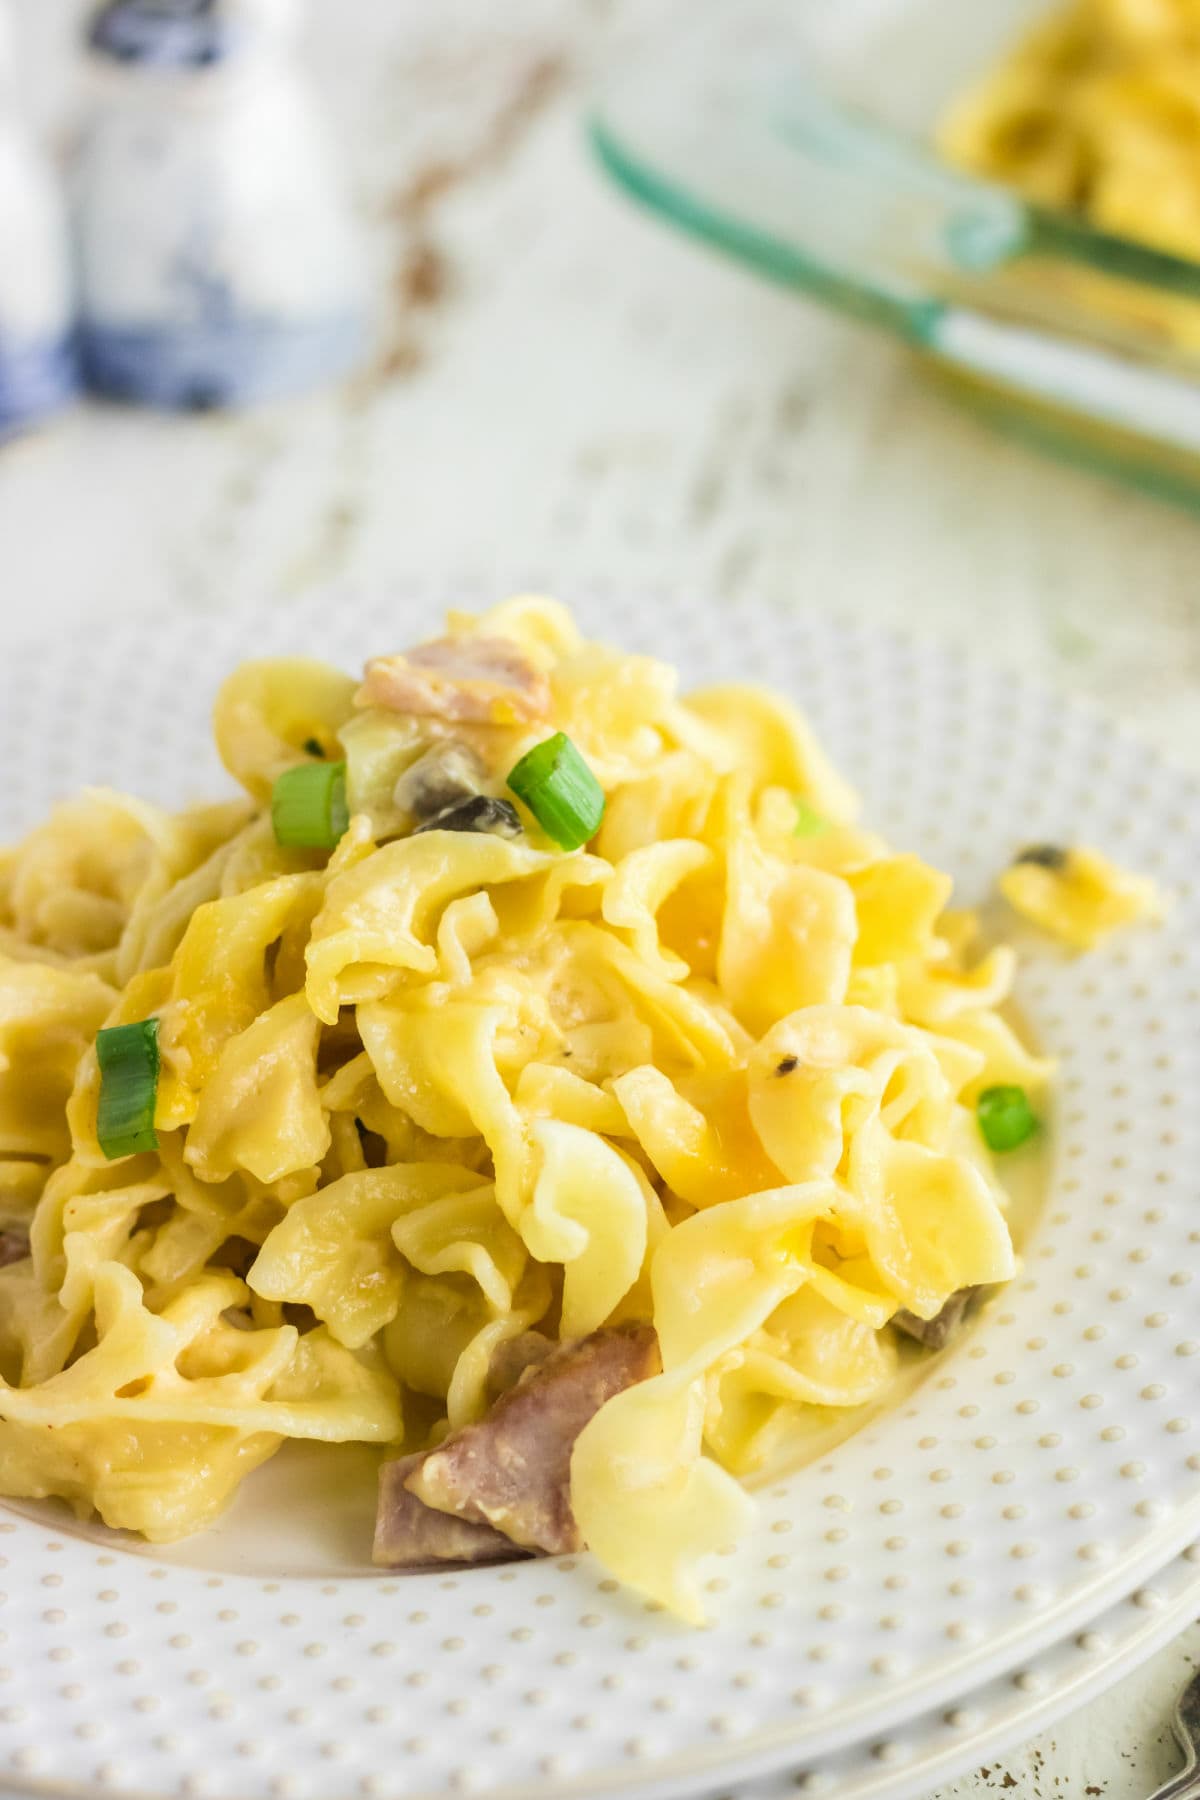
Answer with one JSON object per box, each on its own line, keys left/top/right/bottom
{"left": 592, "top": 0, "right": 1200, "bottom": 505}
{"left": 942, "top": 0, "right": 1200, "bottom": 346}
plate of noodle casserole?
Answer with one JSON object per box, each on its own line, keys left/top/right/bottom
{"left": 0, "top": 580, "right": 1195, "bottom": 1800}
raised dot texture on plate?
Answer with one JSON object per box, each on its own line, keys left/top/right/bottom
{"left": 1, "top": 582, "right": 1199, "bottom": 1799}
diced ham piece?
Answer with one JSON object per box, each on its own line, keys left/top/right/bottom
{"left": 893, "top": 1287, "right": 980, "bottom": 1351}
{"left": 408, "top": 1325, "right": 659, "bottom": 1553}
{"left": 373, "top": 1333, "right": 559, "bottom": 1569}
{"left": 0, "top": 1230, "right": 28, "bottom": 1268}
{"left": 357, "top": 636, "right": 552, "bottom": 726}
{"left": 373, "top": 1325, "right": 660, "bottom": 1567}
{"left": 373, "top": 1454, "right": 523, "bottom": 1569}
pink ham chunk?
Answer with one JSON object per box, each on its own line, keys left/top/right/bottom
{"left": 373, "top": 1454, "right": 524, "bottom": 1569}
{"left": 373, "top": 1325, "right": 659, "bottom": 1567}
{"left": 357, "top": 636, "right": 552, "bottom": 726}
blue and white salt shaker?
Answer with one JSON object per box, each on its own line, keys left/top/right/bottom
{"left": 0, "top": 3, "right": 77, "bottom": 438}
{"left": 73, "top": 0, "right": 368, "bottom": 408}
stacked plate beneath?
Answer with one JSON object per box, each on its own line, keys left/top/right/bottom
{"left": 740, "top": 1544, "right": 1200, "bottom": 1800}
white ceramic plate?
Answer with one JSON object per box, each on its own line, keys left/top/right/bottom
{"left": 1, "top": 581, "right": 1199, "bottom": 1800}
{"left": 743, "top": 1539, "right": 1200, "bottom": 1800}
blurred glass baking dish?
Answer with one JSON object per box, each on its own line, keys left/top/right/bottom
{"left": 591, "top": 0, "right": 1200, "bottom": 508}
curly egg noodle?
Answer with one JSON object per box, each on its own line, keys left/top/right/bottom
{"left": 0, "top": 598, "right": 1050, "bottom": 1621}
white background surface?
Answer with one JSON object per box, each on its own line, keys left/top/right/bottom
{"left": 2, "top": 1, "right": 1199, "bottom": 1795}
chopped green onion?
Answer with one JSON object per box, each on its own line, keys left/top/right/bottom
{"left": 271, "top": 760, "right": 349, "bottom": 849}
{"left": 303, "top": 736, "right": 325, "bottom": 759}
{"left": 506, "top": 733, "right": 605, "bottom": 852}
{"left": 977, "top": 1084, "right": 1037, "bottom": 1153}
{"left": 97, "top": 1019, "right": 160, "bottom": 1159}
{"left": 794, "top": 798, "right": 827, "bottom": 838}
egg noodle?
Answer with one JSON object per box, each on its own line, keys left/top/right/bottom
{"left": 0, "top": 598, "right": 1052, "bottom": 1620}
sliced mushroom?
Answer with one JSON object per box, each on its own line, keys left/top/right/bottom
{"left": 412, "top": 796, "right": 522, "bottom": 839}
{"left": 393, "top": 742, "right": 486, "bottom": 822}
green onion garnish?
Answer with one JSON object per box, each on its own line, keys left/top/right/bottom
{"left": 96, "top": 1019, "right": 160, "bottom": 1159}
{"left": 794, "top": 798, "right": 827, "bottom": 838}
{"left": 271, "top": 760, "right": 349, "bottom": 850}
{"left": 506, "top": 733, "right": 605, "bottom": 852}
{"left": 977, "top": 1085, "right": 1037, "bottom": 1153}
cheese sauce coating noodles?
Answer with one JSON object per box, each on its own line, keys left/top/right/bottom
{"left": 0, "top": 598, "right": 1044, "bottom": 1619}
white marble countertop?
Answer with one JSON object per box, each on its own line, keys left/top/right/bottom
{"left": 3, "top": 2, "right": 1200, "bottom": 1795}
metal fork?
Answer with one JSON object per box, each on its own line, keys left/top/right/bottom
{"left": 1147, "top": 1668, "right": 1200, "bottom": 1799}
